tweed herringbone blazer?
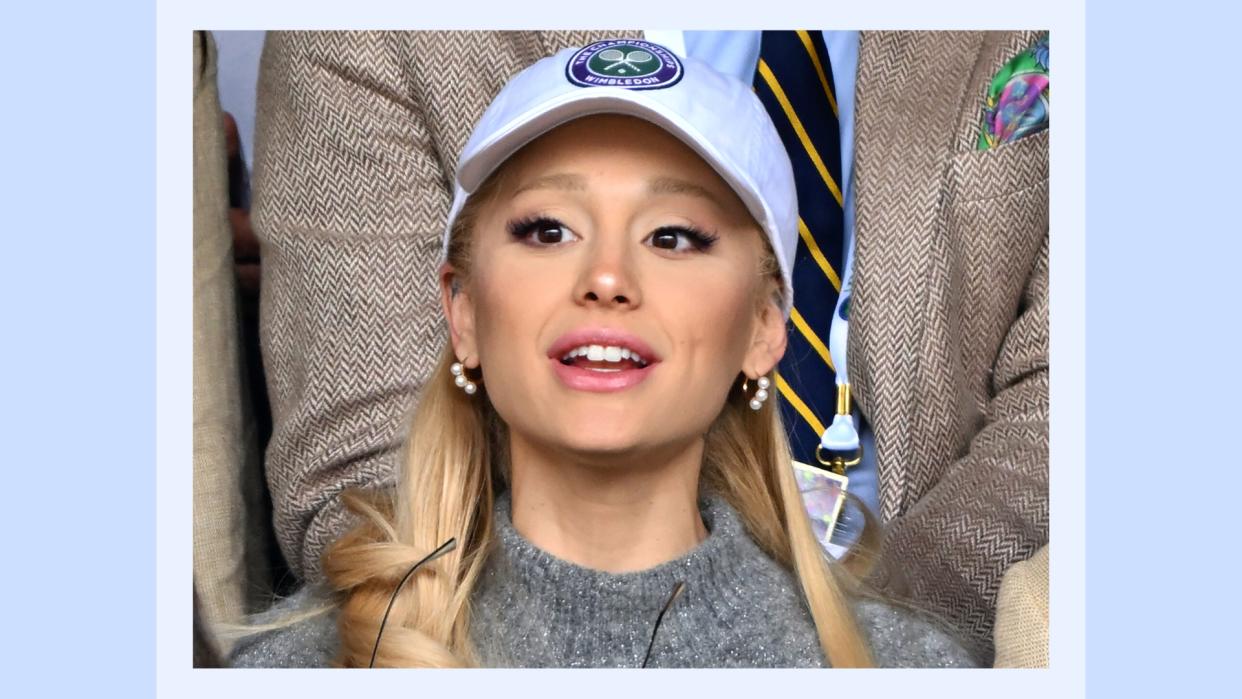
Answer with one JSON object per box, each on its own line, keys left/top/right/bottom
{"left": 251, "top": 30, "right": 1048, "bottom": 660}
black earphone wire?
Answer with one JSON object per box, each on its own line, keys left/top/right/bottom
{"left": 641, "top": 580, "right": 687, "bottom": 668}
{"left": 368, "top": 537, "right": 458, "bottom": 668}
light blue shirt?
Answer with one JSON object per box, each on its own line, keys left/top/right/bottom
{"left": 668, "top": 31, "right": 879, "bottom": 545}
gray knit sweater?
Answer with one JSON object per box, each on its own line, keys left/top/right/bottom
{"left": 230, "top": 492, "right": 976, "bottom": 668}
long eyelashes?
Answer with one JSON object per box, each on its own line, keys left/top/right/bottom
{"left": 648, "top": 225, "right": 720, "bottom": 252}
{"left": 505, "top": 216, "right": 719, "bottom": 254}
{"left": 506, "top": 215, "right": 571, "bottom": 244}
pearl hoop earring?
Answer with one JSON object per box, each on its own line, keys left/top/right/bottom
{"left": 743, "top": 376, "right": 771, "bottom": 411}
{"left": 450, "top": 361, "right": 478, "bottom": 395}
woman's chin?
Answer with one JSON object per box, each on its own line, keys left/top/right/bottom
{"left": 554, "top": 424, "right": 649, "bottom": 457}
{"left": 501, "top": 395, "right": 706, "bottom": 462}
{"left": 518, "top": 415, "right": 665, "bottom": 461}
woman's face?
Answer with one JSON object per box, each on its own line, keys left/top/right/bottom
{"left": 443, "top": 114, "right": 786, "bottom": 461}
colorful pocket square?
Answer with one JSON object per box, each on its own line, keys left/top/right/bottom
{"left": 979, "top": 32, "right": 1049, "bottom": 150}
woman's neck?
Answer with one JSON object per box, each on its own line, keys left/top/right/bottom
{"left": 506, "top": 434, "right": 709, "bottom": 573}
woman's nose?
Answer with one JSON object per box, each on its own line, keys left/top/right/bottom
{"left": 573, "top": 237, "right": 642, "bottom": 310}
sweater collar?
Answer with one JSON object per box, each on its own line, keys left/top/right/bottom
{"left": 484, "top": 490, "right": 763, "bottom": 612}
{"left": 469, "top": 490, "right": 822, "bottom": 668}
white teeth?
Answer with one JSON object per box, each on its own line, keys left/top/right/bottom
{"left": 560, "top": 343, "right": 649, "bottom": 366}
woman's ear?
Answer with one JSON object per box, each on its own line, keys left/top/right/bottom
{"left": 440, "top": 262, "right": 479, "bottom": 369}
{"left": 744, "top": 296, "right": 788, "bottom": 378}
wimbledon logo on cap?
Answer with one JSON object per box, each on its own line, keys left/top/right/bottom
{"left": 566, "top": 39, "right": 683, "bottom": 90}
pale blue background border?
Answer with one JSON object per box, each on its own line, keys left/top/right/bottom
{"left": 19, "top": 0, "right": 1232, "bottom": 695}
{"left": 1, "top": 0, "right": 155, "bottom": 697}
{"left": 1085, "top": 0, "right": 1242, "bottom": 695}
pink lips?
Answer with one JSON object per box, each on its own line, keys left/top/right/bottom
{"left": 546, "top": 327, "right": 661, "bottom": 393}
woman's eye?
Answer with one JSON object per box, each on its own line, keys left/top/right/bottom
{"left": 647, "top": 226, "right": 720, "bottom": 253}
{"left": 507, "top": 217, "right": 579, "bottom": 247}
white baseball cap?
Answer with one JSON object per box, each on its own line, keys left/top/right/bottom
{"left": 443, "top": 38, "right": 798, "bottom": 315}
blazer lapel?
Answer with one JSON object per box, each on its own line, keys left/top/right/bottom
{"left": 849, "top": 31, "right": 986, "bottom": 520}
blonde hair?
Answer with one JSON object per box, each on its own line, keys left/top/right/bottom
{"left": 321, "top": 159, "right": 877, "bottom": 668}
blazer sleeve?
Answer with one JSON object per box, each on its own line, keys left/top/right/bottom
{"left": 873, "top": 233, "right": 1049, "bottom": 662}
{"left": 251, "top": 31, "right": 452, "bottom": 582}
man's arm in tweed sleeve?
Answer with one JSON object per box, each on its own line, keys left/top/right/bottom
{"left": 252, "top": 31, "right": 450, "bottom": 581}
{"left": 872, "top": 236, "right": 1049, "bottom": 663}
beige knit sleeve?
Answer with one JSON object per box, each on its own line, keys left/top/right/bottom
{"left": 992, "top": 545, "right": 1050, "bottom": 667}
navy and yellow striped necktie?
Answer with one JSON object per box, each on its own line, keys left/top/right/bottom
{"left": 753, "top": 30, "right": 848, "bottom": 467}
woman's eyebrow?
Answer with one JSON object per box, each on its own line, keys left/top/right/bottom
{"left": 512, "top": 172, "right": 587, "bottom": 196}
{"left": 646, "top": 176, "right": 724, "bottom": 207}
